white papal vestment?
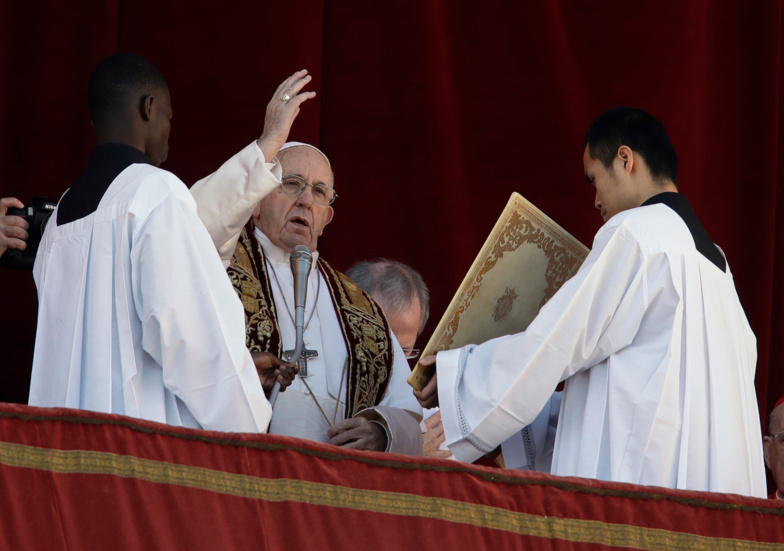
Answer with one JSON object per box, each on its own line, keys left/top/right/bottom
{"left": 30, "top": 161, "right": 271, "bottom": 433}
{"left": 438, "top": 202, "right": 766, "bottom": 497}
{"left": 254, "top": 229, "right": 423, "bottom": 453}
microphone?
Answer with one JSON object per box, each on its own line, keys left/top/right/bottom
{"left": 269, "top": 244, "right": 313, "bottom": 406}
{"left": 290, "top": 244, "right": 313, "bottom": 337}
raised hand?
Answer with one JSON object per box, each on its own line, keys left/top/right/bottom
{"left": 257, "top": 70, "right": 317, "bottom": 162}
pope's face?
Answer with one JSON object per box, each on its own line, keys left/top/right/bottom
{"left": 583, "top": 145, "right": 637, "bottom": 223}
{"left": 253, "top": 147, "right": 334, "bottom": 252}
{"left": 764, "top": 407, "right": 784, "bottom": 495}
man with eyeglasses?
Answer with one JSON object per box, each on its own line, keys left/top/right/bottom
{"left": 344, "top": 259, "right": 455, "bottom": 458}
{"left": 346, "top": 258, "right": 566, "bottom": 468}
{"left": 764, "top": 396, "right": 784, "bottom": 499}
{"left": 345, "top": 259, "right": 430, "bottom": 362}
{"left": 227, "top": 142, "right": 423, "bottom": 454}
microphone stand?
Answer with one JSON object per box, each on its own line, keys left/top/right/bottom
{"left": 269, "top": 244, "right": 312, "bottom": 407}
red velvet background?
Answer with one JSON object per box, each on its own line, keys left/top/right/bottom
{"left": 1, "top": 2, "right": 782, "bottom": 428}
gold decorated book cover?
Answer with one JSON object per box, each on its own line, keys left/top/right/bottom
{"left": 408, "top": 192, "right": 589, "bottom": 390}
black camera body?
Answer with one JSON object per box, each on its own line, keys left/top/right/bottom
{"left": 0, "top": 196, "right": 57, "bottom": 270}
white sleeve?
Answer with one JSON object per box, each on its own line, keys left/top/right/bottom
{"left": 500, "top": 391, "right": 561, "bottom": 472}
{"left": 131, "top": 184, "right": 272, "bottom": 432}
{"left": 438, "top": 223, "right": 652, "bottom": 462}
{"left": 190, "top": 141, "right": 282, "bottom": 266}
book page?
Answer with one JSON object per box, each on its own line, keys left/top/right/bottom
{"left": 408, "top": 192, "right": 589, "bottom": 390}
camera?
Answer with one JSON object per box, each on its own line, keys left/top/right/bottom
{"left": 0, "top": 196, "right": 57, "bottom": 270}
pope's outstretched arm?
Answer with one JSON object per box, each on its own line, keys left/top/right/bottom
{"left": 190, "top": 70, "right": 316, "bottom": 265}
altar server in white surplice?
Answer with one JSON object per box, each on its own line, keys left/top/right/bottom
{"left": 29, "top": 54, "right": 313, "bottom": 432}
{"left": 415, "top": 107, "right": 766, "bottom": 497}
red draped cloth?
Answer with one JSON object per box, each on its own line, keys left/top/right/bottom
{"left": 0, "top": 403, "right": 781, "bottom": 549}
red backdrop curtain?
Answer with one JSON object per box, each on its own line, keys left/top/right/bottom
{"left": 1, "top": 0, "right": 782, "bottom": 437}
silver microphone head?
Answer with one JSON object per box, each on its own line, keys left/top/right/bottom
{"left": 290, "top": 244, "right": 312, "bottom": 264}
{"left": 290, "top": 244, "right": 313, "bottom": 277}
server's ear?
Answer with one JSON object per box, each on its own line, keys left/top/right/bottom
{"left": 140, "top": 95, "right": 154, "bottom": 122}
{"left": 616, "top": 145, "right": 634, "bottom": 175}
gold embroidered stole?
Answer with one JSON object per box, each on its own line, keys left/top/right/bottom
{"left": 228, "top": 223, "right": 282, "bottom": 356}
{"left": 228, "top": 222, "right": 392, "bottom": 417}
{"left": 318, "top": 259, "right": 392, "bottom": 417}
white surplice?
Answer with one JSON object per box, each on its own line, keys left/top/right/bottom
{"left": 438, "top": 203, "right": 766, "bottom": 497}
{"left": 30, "top": 163, "right": 271, "bottom": 433}
{"left": 254, "top": 229, "right": 423, "bottom": 453}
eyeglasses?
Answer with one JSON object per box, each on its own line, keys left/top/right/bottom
{"left": 403, "top": 348, "right": 420, "bottom": 361}
{"left": 770, "top": 431, "right": 784, "bottom": 445}
{"left": 280, "top": 174, "right": 337, "bottom": 206}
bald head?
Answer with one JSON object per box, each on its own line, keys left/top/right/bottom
{"left": 346, "top": 259, "right": 430, "bottom": 351}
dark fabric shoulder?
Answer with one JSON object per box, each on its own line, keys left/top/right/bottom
{"left": 641, "top": 192, "right": 726, "bottom": 272}
{"left": 57, "top": 144, "right": 155, "bottom": 225}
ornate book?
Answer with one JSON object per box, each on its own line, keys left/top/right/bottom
{"left": 408, "top": 192, "right": 589, "bottom": 390}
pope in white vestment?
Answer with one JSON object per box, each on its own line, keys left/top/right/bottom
{"left": 249, "top": 228, "right": 423, "bottom": 452}
{"left": 437, "top": 199, "right": 766, "bottom": 496}
{"left": 191, "top": 140, "right": 424, "bottom": 451}
{"left": 222, "top": 140, "right": 423, "bottom": 454}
